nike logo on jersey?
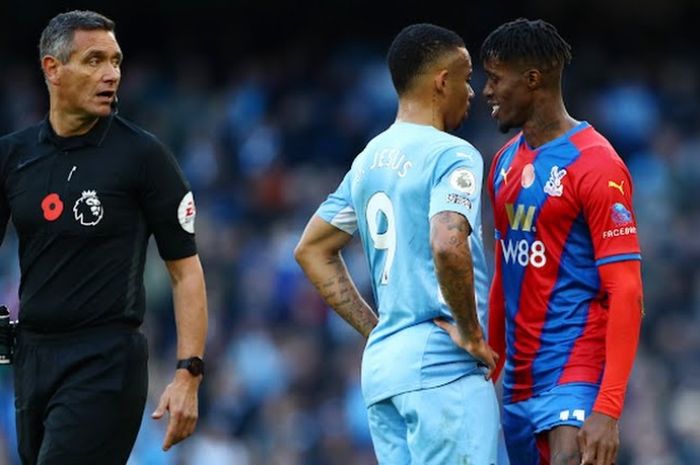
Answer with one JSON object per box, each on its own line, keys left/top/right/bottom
{"left": 608, "top": 180, "right": 625, "bottom": 195}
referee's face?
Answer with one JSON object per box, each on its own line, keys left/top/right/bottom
{"left": 56, "top": 29, "right": 122, "bottom": 119}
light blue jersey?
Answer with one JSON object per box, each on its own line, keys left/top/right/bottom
{"left": 317, "top": 121, "right": 490, "bottom": 406}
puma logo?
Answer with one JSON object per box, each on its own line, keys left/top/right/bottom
{"left": 608, "top": 180, "right": 625, "bottom": 195}
{"left": 500, "top": 167, "right": 512, "bottom": 185}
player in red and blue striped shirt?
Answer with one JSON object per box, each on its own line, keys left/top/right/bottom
{"left": 482, "top": 19, "right": 644, "bottom": 465}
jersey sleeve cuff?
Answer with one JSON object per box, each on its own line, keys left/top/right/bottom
{"left": 317, "top": 208, "right": 357, "bottom": 235}
{"left": 592, "top": 404, "right": 621, "bottom": 420}
{"left": 595, "top": 253, "right": 641, "bottom": 267}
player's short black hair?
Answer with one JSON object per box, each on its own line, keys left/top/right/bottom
{"left": 39, "top": 10, "right": 115, "bottom": 64}
{"left": 480, "top": 18, "right": 572, "bottom": 70}
{"left": 387, "top": 23, "right": 465, "bottom": 96}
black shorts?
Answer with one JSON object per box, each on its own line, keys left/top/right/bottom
{"left": 13, "top": 324, "right": 148, "bottom": 465}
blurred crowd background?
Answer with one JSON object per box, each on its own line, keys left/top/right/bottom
{"left": 0, "top": 0, "right": 699, "bottom": 464}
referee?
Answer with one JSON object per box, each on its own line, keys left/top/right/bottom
{"left": 0, "top": 11, "right": 208, "bottom": 465}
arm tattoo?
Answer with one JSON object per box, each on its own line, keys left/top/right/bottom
{"left": 431, "top": 211, "right": 481, "bottom": 338}
{"left": 312, "top": 254, "right": 377, "bottom": 338}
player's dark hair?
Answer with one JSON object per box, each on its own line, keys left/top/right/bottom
{"left": 480, "top": 18, "right": 572, "bottom": 70}
{"left": 39, "top": 10, "right": 115, "bottom": 64}
{"left": 387, "top": 23, "right": 465, "bottom": 96}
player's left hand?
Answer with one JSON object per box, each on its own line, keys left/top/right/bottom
{"left": 577, "top": 411, "right": 619, "bottom": 465}
{"left": 433, "top": 317, "right": 499, "bottom": 379}
{"left": 151, "top": 370, "right": 202, "bottom": 451}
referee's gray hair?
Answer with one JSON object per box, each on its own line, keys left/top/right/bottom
{"left": 39, "top": 10, "right": 115, "bottom": 64}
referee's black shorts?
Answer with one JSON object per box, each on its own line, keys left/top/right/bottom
{"left": 13, "top": 324, "right": 148, "bottom": 465}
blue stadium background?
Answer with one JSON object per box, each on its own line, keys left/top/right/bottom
{"left": 1, "top": 0, "right": 699, "bottom": 463}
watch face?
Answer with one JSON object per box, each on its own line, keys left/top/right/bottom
{"left": 189, "top": 358, "right": 204, "bottom": 376}
{"left": 178, "top": 357, "right": 204, "bottom": 376}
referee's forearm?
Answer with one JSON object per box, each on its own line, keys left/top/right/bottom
{"left": 168, "top": 256, "right": 208, "bottom": 358}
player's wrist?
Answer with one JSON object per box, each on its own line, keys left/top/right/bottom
{"left": 591, "top": 406, "right": 620, "bottom": 421}
{"left": 458, "top": 326, "right": 484, "bottom": 343}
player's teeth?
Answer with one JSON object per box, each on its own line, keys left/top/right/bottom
{"left": 491, "top": 105, "right": 500, "bottom": 117}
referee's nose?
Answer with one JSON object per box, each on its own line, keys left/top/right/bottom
{"left": 102, "top": 62, "right": 121, "bottom": 85}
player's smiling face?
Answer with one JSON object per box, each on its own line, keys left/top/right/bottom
{"left": 54, "top": 29, "right": 122, "bottom": 119}
{"left": 483, "top": 57, "right": 533, "bottom": 133}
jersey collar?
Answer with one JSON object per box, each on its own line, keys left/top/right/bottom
{"left": 38, "top": 112, "right": 114, "bottom": 150}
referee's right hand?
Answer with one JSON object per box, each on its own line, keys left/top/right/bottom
{"left": 151, "top": 370, "right": 202, "bottom": 451}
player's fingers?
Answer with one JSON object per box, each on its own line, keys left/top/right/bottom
{"left": 433, "top": 318, "right": 461, "bottom": 345}
{"left": 432, "top": 318, "right": 452, "bottom": 332}
{"left": 577, "top": 430, "right": 591, "bottom": 465}
{"left": 481, "top": 349, "right": 497, "bottom": 380}
{"left": 595, "top": 446, "right": 607, "bottom": 465}
{"left": 581, "top": 446, "right": 596, "bottom": 465}
{"left": 485, "top": 364, "right": 495, "bottom": 380}
{"left": 597, "top": 437, "right": 615, "bottom": 465}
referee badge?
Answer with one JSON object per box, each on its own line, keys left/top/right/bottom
{"left": 178, "top": 192, "right": 196, "bottom": 234}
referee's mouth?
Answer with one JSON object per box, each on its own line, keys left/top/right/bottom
{"left": 96, "top": 90, "right": 116, "bottom": 103}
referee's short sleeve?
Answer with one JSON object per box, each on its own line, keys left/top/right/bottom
{"left": 138, "top": 137, "right": 197, "bottom": 260}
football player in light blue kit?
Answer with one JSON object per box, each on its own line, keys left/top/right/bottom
{"left": 295, "top": 23, "right": 500, "bottom": 464}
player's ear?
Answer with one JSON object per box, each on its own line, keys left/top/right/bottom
{"left": 434, "top": 68, "right": 449, "bottom": 94}
{"left": 524, "top": 68, "right": 541, "bottom": 90}
{"left": 42, "top": 55, "right": 62, "bottom": 86}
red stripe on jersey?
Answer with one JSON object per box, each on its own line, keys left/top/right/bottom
{"left": 558, "top": 300, "right": 607, "bottom": 384}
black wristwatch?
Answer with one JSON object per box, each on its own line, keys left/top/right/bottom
{"left": 176, "top": 356, "right": 204, "bottom": 377}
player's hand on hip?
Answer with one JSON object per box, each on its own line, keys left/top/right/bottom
{"left": 151, "top": 370, "right": 202, "bottom": 451}
{"left": 577, "top": 411, "right": 619, "bottom": 465}
{"left": 433, "top": 318, "right": 499, "bottom": 379}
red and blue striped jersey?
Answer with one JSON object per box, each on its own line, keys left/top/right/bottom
{"left": 488, "top": 122, "right": 641, "bottom": 403}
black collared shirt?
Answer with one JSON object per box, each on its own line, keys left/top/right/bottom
{"left": 0, "top": 114, "right": 197, "bottom": 332}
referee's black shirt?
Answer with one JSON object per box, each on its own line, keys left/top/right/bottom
{"left": 0, "top": 113, "right": 197, "bottom": 333}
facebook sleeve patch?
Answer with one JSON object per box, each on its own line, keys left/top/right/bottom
{"left": 316, "top": 171, "right": 358, "bottom": 235}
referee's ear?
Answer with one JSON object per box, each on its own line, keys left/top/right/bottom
{"left": 42, "top": 55, "right": 62, "bottom": 86}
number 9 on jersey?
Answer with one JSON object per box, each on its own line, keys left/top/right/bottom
{"left": 366, "top": 192, "right": 396, "bottom": 285}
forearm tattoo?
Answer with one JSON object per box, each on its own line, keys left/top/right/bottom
{"left": 315, "top": 255, "right": 377, "bottom": 338}
{"left": 432, "top": 212, "right": 480, "bottom": 336}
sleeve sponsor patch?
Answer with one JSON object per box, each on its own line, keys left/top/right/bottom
{"left": 611, "top": 203, "right": 632, "bottom": 225}
{"left": 446, "top": 193, "right": 472, "bottom": 209}
{"left": 602, "top": 203, "right": 636, "bottom": 238}
{"left": 449, "top": 168, "right": 476, "bottom": 195}
{"left": 178, "top": 191, "right": 196, "bottom": 234}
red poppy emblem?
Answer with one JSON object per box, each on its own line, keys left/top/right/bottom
{"left": 41, "top": 193, "right": 64, "bottom": 221}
